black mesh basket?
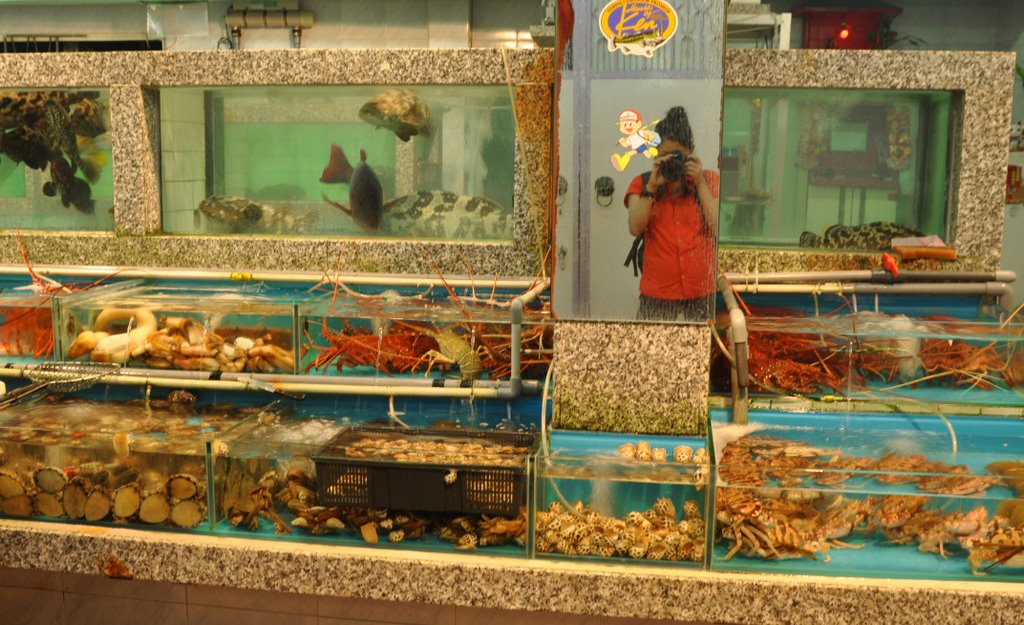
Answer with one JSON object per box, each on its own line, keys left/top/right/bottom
{"left": 313, "top": 426, "right": 537, "bottom": 516}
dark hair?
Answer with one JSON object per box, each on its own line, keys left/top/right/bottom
{"left": 654, "top": 106, "right": 695, "bottom": 151}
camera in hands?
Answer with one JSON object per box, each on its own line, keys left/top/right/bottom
{"left": 660, "top": 150, "right": 691, "bottom": 182}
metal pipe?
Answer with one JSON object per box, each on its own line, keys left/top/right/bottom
{"left": 724, "top": 270, "right": 1017, "bottom": 284}
{"left": 506, "top": 277, "right": 550, "bottom": 396}
{"left": 224, "top": 10, "right": 314, "bottom": 29}
{"left": 716, "top": 275, "right": 748, "bottom": 424}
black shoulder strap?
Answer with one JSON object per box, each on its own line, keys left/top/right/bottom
{"left": 624, "top": 172, "right": 652, "bottom": 276}
{"left": 624, "top": 235, "right": 644, "bottom": 276}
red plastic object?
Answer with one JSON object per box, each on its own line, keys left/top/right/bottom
{"left": 882, "top": 252, "right": 899, "bottom": 278}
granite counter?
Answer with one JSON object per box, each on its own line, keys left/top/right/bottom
{"left": 1, "top": 519, "right": 1021, "bottom": 625}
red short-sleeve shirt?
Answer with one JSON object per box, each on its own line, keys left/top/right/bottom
{"left": 626, "top": 171, "right": 718, "bottom": 300}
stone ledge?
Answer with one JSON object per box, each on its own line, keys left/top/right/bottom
{"left": 0, "top": 519, "right": 1020, "bottom": 625}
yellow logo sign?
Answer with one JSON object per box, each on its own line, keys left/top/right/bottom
{"left": 599, "top": 0, "right": 678, "bottom": 58}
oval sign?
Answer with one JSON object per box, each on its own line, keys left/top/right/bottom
{"left": 599, "top": 0, "right": 678, "bottom": 58}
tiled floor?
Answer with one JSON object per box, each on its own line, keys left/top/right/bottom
{"left": 0, "top": 567, "right": 725, "bottom": 625}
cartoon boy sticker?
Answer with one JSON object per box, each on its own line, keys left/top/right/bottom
{"left": 611, "top": 109, "right": 660, "bottom": 172}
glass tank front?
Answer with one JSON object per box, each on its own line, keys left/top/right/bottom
{"left": 0, "top": 387, "right": 261, "bottom": 531}
{"left": 210, "top": 396, "right": 538, "bottom": 555}
{"left": 0, "top": 89, "right": 114, "bottom": 230}
{"left": 534, "top": 431, "right": 711, "bottom": 565}
{"left": 159, "top": 86, "right": 515, "bottom": 241}
{"left": 711, "top": 412, "right": 1024, "bottom": 581}
{"left": 711, "top": 293, "right": 1024, "bottom": 409}
{"left": 57, "top": 283, "right": 298, "bottom": 374}
{"left": 720, "top": 88, "right": 953, "bottom": 248}
{"left": 0, "top": 274, "right": 61, "bottom": 362}
{"left": 299, "top": 283, "right": 552, "bottom": 382}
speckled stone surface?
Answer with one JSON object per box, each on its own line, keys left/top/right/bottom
{"left": 0, "top": 49, "right": 552, "bottom": 277}
{"left": 552, "top": 321, "right": 710, "bottom": 435}
{"left": 0, "top": 519, "right": 1022, "bottom": 625}
{"left": 718, "top": 247, "right": 988, "bottom": 273}
{"left": 722, "top": 50, "right": 1015, "bottom": 271}
{"left": 110, "top": 86, "right": 161, "bottom": 236}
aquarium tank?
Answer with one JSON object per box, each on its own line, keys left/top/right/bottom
{"left": 720, "top": 88, "right": 953, "bottom": 249}
{"left": 0, "top": 89, "right": 114, "bottom": 231}
{"left": 159, "top": 86, "right": 515, "bottom": 241}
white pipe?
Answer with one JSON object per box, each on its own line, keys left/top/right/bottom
{"left": 0, "top": 264, "right": 540, "bottom": 291}
{"left": 727, "top": 282, "right": 1013, "bottom": 296}
{"left": 724, "top": 270, "right": 1017, "bottom": 284}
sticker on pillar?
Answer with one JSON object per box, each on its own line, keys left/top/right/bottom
{"left": 611, "top": 109, "right": 661, "bottom": 172}
{"left": 599, "top": 0, "right": 678, "bottom": 58}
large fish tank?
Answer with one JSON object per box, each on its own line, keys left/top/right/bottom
{"left": 0, "top": 88, "right": 114, "bottom": 231}
{"left": 720, "top": 87, "right": 953, "bottom": 248}
{"left": 209, "top": 394, "right": 539, "bottom": 555}
{"left": 534, "top": 431, "right": 711, "bottom": 566}
{"left": 159, "top": 86, "right": 516, "bottom": 241}
{"left": 710, "top": 410, "right": 1024, "bottom": 582}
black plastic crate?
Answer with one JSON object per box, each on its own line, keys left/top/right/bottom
{"left": 313, "top": 426, "right": 537, "bottom": 516}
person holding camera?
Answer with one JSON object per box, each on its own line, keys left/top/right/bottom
{"left": 625, "top": 105, "right": 719, "bottom": 321}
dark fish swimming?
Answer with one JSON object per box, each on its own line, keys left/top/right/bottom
{"left": 319, "top": 143, "right": 354, "bottom": 184}
{"left": 44, "top": 156, "right": 94, "bottom": 213}
{"left": 321, "top": 148, "right": 383, "bottom": 231}
{"left": 358, "top": 89, "right": 432, "bottom": 142}
{"left": 199, "top": 195, "right": 319, "bottom": 234}
{"left": 319, "top": 145, "right": 512, "bottom": 238}
{"left": 45, "top": 100, "right": 100, "bottom": 183}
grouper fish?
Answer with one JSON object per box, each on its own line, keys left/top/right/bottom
{"left": 199, "top": 195, "right": 319, "bottom": 234}
{"left": 358, "top": 89, "right": 432, "bottom": 142}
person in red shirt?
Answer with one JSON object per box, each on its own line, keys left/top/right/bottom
{"left": 625, "top": 105, "right": 719, "bottom": 321}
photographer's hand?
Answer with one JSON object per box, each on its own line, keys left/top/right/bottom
{"left": 685, "top": 154, "right": 705, "bottom": 185}
{"left": 686, "top": 154, "right": 718, "bottom": 233}
{"left": 647, "top": 154, "right": 669, "bottom": 192}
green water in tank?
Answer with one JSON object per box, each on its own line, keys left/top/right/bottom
{"left": 720, "top": 87, "right": 953, "bottom": 249}
{"left": 159, "top": 85, "right": 515, "bottom": 242}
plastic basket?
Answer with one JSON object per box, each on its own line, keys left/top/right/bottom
{"left": 313, "top": 427, "right": 537, "bottom": 516}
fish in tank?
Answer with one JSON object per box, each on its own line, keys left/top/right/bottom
{"left": 719, "top": 88, "right": 952, "bottom": 248}
{"left": 159, "top": 85, "right": 515, "bottom": 241}
{"left": 0, "top": 89, "right": 114, "bottom": 230}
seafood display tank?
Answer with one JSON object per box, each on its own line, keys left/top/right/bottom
{"left": 534, "top": 431, "right": 711, "bottom": 566}
{"left": 160, "top": 86, "right": 516, "bottom": 241}
{"left": 711, "top": 409, "right": 1024, "bottom": 582}
{"left": 712, "top": 292, "right": 1024, "bottom": 409}
{"left": 209, "top": 394, "right": 538, "bottom": 555}
{"left": 0, "top": 386, "right": 263, "bottom": 532}
{"left": 0, "top": 89, "right": 114, "bottom": 231}
{"left": 720, "top": 87, "right": 953, "bottom": 248}
{"left": 299, "top": 285, "right": 552, "bottom": 382}
{"left": 57, "top": 282, "right": 299, "bottom": 374}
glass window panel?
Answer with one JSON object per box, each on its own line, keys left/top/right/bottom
{"left": 0, "top": 88, "right": 114, "bottom": 230}
{"left": 720, "top": 87, "right": 953, "bottom": 248}
{"left": 159, "top": 86, "right": 515, "bottom": 242}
